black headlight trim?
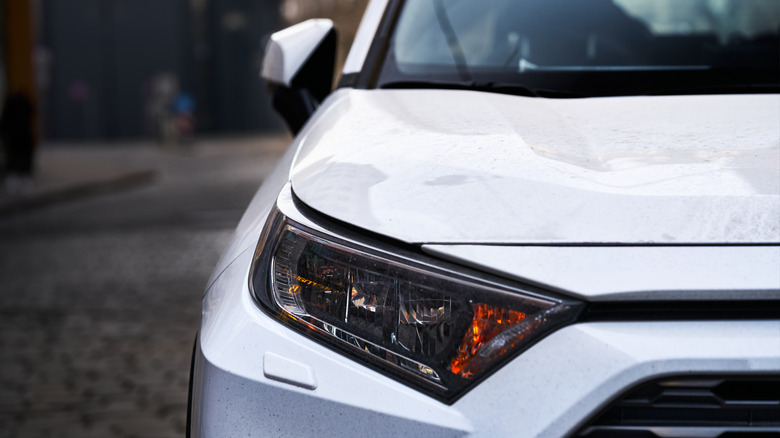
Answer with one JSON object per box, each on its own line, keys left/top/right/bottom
{"left": 249, "top": 203, "right": 584, "bottom": 404}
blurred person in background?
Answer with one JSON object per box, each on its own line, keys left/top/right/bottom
{"left": 1, "top": 91, "right": 36, "bottom": 194}
{"left": 172, "top": 91, "right": 196, "bottom": 144}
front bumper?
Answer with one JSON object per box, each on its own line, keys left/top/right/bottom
{"left": 189, "top": 242, "right": 780, "bottom": 437}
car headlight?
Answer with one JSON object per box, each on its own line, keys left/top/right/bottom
{"left": 250, "top": 208, "right": 584, "bottom": 402}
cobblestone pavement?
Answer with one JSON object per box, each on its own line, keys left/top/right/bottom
{"left": 0, "top": 135, "right": 289, "bottom": 438}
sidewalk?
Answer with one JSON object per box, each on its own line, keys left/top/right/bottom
{"left": 0, "top": 133, "right": 291, "bottom": 438}
{"left": 0, "top": 135, "right": 289, "bottom": 216}
{"left": 0, "top": 142, "right": 156, "bottom": 216}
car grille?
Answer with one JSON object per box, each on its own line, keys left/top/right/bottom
{"left": 575, "top": 376, "right": 780, "bottom": 438}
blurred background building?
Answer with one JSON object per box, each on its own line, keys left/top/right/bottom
{"left": 1, "top": 0, "right": 368, "bottom": 142}
{"left": 1, "top": 0, "right": 777, "bottom": 142}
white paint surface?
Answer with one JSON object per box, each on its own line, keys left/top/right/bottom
{"left": 424, "top": 244, "right": 780, "bottom": 300}
{"left": 195, "top": 241, "right": 780, "bottom": 436}
{"left": 262, "top": 19, "right": 334, "bottom": 86}
{"left": 263, "top": 352, "right": 318, "bottom": 390}
{"left": 291, "top": 89, "right": 780, "bottom": 244}
{"left": 343, "top": 0, "right": 388, "bottom": 74}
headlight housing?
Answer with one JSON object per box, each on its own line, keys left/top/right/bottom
{"left": 251, "top": 207, "right": 583, "bottom": 402}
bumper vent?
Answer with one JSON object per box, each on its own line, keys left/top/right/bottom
{"left": 576, "top": 376, "right": 780, "bottom": 438}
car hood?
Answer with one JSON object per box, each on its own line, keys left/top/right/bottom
{"left": 291, "top": 89, "right": 780, "bottom": 245}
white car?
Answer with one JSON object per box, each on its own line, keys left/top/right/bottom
{"left": 188, "top": 1, "right": 780, "bottom": 436}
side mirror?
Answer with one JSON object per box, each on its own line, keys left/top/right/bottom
{"left": 262, "top": 19, "right": 337, "bottom": 134}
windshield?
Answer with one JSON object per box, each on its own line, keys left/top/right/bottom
{"left": 377, "top": 0, "right": 780, "bottom": 96}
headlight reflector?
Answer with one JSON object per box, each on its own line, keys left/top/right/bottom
{"left": 252, "top": 213, "right": 583, "bottom": 401}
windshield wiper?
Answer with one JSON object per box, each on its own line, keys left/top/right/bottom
{"left": 518, "top": 58, "right": 710, "bottom": 73}
{"left": 380, "top": 80, "right": 541, "bottom": 97}
{"left": 433, "top": 0, "right": 471, "bottom": 82}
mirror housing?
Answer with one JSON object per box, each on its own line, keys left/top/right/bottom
{"left": 262, "top": 19, "right": 337, "bottom": 134}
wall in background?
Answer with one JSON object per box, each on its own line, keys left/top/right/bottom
{"left": 38, "top": 0, "right": 283, "bottom": 140}
{"left": 36, "top": 0, "right": 369, "bottom": 140}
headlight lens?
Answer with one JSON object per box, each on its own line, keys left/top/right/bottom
{"left": 251, "top": 211, "right": 583, "bottom": 402}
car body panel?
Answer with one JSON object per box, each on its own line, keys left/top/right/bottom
{"left": 342, "top": 0, "right": 389, "bottom": 75}
{"left": 192, "top": 2, "right": 780, "bottom": 436}
{"left": 191, "top": 231, "right": 780, "bottom": 436}
{"left": 424, "top": 244, "right": 780, "bottom": 300}
{"left": 262, "top": 19, "right": 335, "bottom": 87}
{"left": 193, "top": 245, "right": 474, "bottom": 438}
{"left": 203, "top": 141, "right": 299, "bottom": 292}
{"left": 291, "top": 88, "right": 780, "bottom": 245}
